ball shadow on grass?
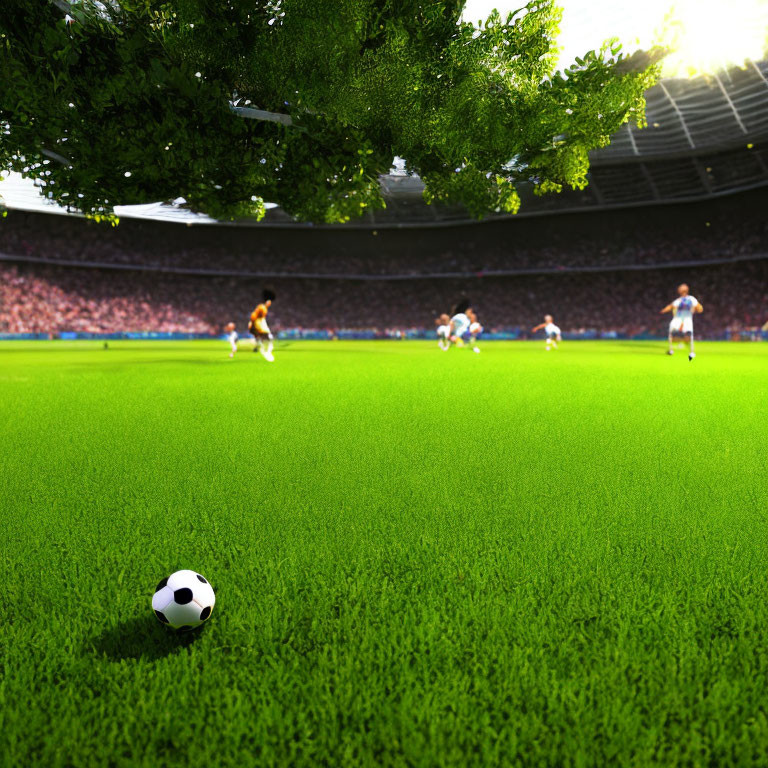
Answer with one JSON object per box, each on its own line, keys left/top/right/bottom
{"left": 91, "top": 616, "right": 202, "bottom": 662}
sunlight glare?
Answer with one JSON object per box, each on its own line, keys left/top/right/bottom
{"left": 463, "top": 0, "right": 768, "bottom": 78}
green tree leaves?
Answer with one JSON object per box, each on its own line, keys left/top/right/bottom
{"left": 0, "top": 1, "right": 662, "bottom": 223}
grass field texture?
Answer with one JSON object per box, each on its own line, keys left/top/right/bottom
{"left": 2, "top": 340, "right": 767, "bottom": 767}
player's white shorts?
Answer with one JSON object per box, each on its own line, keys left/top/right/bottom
{"left": 469, "top": 322, "right": 481, "bottom": 336}
{"left": 437, "top": 324, "right": 450, "bottom": 340}
{"left": 669, "top": 317, "right": 693, "bottom": 335}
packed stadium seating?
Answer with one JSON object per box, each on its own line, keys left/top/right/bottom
{"left": 1, "top": 188, "right": 767, "bottom": 336}
{"left": 2, "top": 188, "right": 768, "bottom": 275}
{"left": 1, "top": 258, "right": 766, "bottom": 338}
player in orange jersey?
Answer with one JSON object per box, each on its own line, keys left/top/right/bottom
{"left": 248, "top": 289, "right": 276, "bottom": 362}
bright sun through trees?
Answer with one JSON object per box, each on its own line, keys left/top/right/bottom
{"left": 465, "top": 0, "right": 768, "bottom": 77}
{"left": 661, "top": 0, "right": 768, "bottom": 76}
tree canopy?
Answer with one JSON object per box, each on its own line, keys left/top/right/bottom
{"left": 0, "top": 0, "right": 663, "bottom": 223}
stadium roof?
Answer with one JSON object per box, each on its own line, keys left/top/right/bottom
{"left": 594, "top": 59, "right": 768, "bottom": 160}
{"left": 2, "top": 59, "right": 768, "bottom": 227}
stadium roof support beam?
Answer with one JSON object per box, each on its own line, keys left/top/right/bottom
{"left": 748, "top": 62, "right": 768, "bottom": 172}
{"left": 588, "top": 178, "right": 605, "bottom": 205}
{"left": 691, "top": 157, "right": 714, "bottom": 195}
{"left": 41, "top": 148, "right": 71, "bottom": 166}
{"left": 751, "top": 60, "right": 768, "bottom": 90}
{"left": 692, "top": 156, "right": 714, "bottom": 194}
{"left": 658, "top": 81, "right": 696, "bottom": 150}
{"left": 747, "top": 142, "right": 768, "bottom": 175}
{"left": 638, "top": 162, "right": 660, "bottom": 200}
{"left": 230, "top": 106, "right": 294, "bottom": 127}
{"left": 713, "top": 74, "right": 748, "bottom": 134}
{"left": 625, "top": 123, "right": 640, "bottom": 156}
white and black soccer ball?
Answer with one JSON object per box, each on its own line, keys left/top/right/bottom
{"left": 152, "top": 570, "right": 215, "bottom": 631}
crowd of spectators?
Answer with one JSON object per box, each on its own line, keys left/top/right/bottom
{"left": 2, "top": 258, "right": 765, "bottom": 337}
{"left": 1, "top": 189, "right": 767, "bottom": 336}
{"left": 1, "top": 188, "right": 767, "bottom": 278}
{"left": 0, "top": 264, "right": 214, "bottom": 334}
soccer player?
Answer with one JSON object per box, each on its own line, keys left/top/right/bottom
{"left": 531, "top": 314, "right": 561, "bottom": 350}
{"left": 449, "top": 300, "right": 472, "bottom": 347}
{"left": 435, "top": 314, "right": 451, "bottom": 351}
{"left": 249, "top": 289, "right": 276, "bottom": 362}
{"left": 467, "top": 308, "right": 483, "bottom": 353}
{"left": 661, "top": 283, "right": 703, "bottom": 361}
{"left": 225, "top": 322, "right": 238, "bottom": 358}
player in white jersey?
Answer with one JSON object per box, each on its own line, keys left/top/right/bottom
{"left": 661, "top": 283, "right": 703, "bottom": 361}
{"left": 225, "top": 322, "right": 238, "bottom": 358}
{"left": 449, "top": 299, "right": 472, "bottom": 347}
{"left": 435, "top": 314, "right": 451, "bottom": 351}
{"left": 467, "top": 308, "right": 483, "bottom": 353}
{"left": 531, "top": 314, "right": 561, "bottom": 350}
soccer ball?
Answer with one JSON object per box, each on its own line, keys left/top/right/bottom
{"left": 152, "top": 570, "right": 215, "bottom": 631}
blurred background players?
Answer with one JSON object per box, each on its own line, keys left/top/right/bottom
{"left": 435, "top": 314, "right": 451, "bottom": 351}
{"left": 661, "top": 283, "right": 703, "bottom": 361}
{"left": 249, "top": 289, "right": 276, "bottom": 362}
{"left": 532, "top": 315, "right": 562, "bottom": 350}
{"left": 449, "top": 300, "right": 472, "bottom": 347}
{"left": 225, "top": 322, "right": 238, "bottom": 358}
{"left": 467, "top": 308, "right": 482, "bottom": 353}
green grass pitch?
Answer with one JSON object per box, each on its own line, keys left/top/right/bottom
{"left": 2, "top": 340, "right": 768, "bottom": 767}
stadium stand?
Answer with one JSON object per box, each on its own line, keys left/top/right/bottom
{"left": 1, "top": 186, "right": 767, "bottom": 274}
{"left": 1, "top": 188, "right": 766, "bottom": 337}
{"left": 1, "top": 259, "right": 766, "bottom": 337}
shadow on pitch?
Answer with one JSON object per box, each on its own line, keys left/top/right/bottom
{"left": 91, "top": 616, "right": 201, "bottom": 662}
